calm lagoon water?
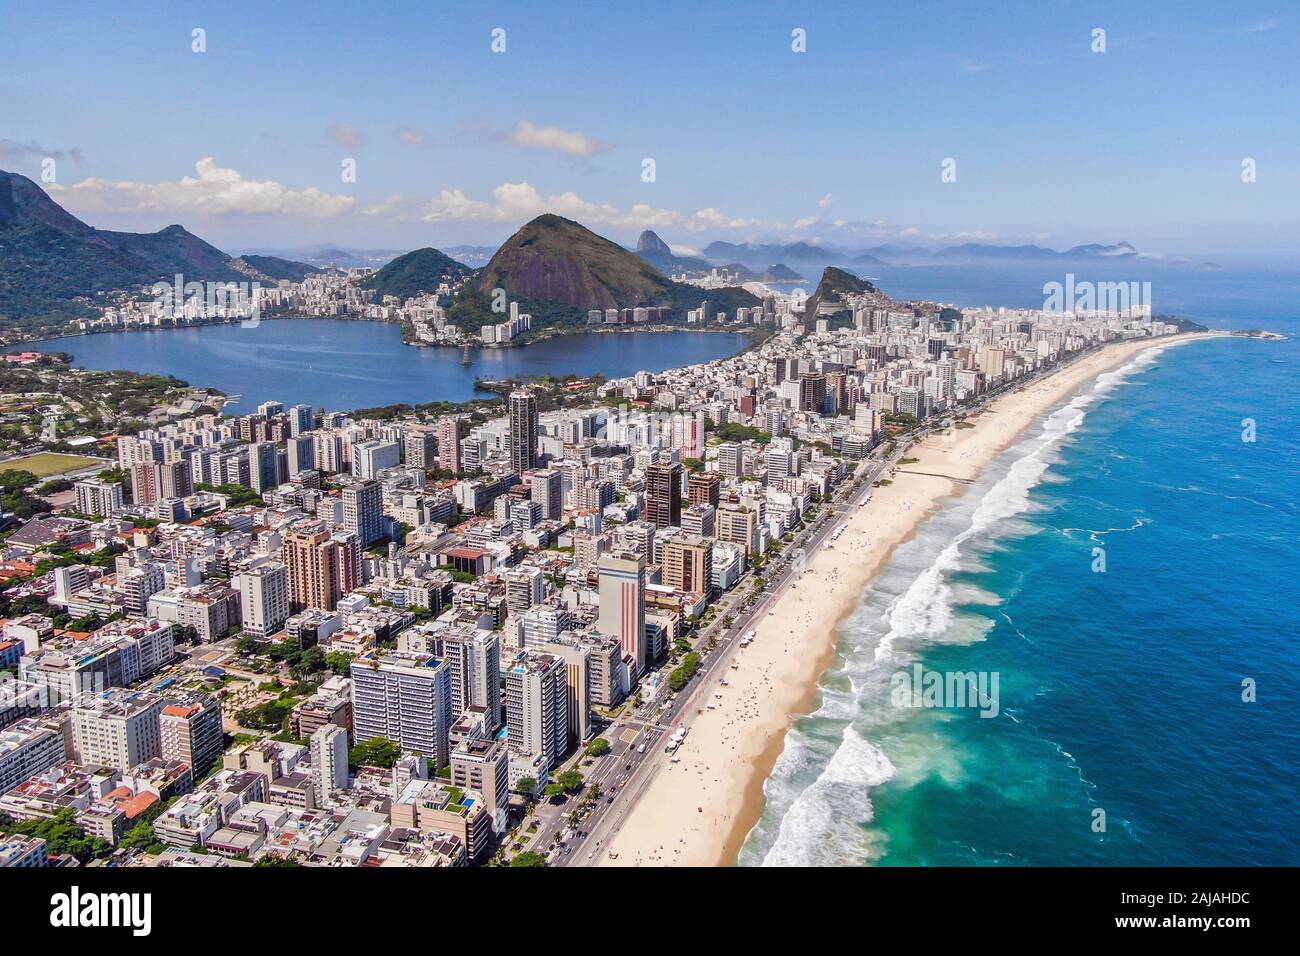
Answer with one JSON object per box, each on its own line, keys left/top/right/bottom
{"left": 35, "top": 319, "right": 751, "bottom": 414}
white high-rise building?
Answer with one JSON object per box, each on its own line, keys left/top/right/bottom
{"left": 311, "top": 724, "right": 349, "bottom": 804}
{"left": 443, "top": 629, "right": 502, "bottom": 733}
{"left": 350, "top": 653, "right": 452, "bottom": 768}
{"left": 352, "top": 439, "right": 401, "bottom": 480}
{"left": 233, "top": 563, "right": 289, "bottom": 639}
{"left": 71, "top": 689, "right": 163, "bottom": 772}
{"left": 505, "top": 566, "right": 545, "bottom": 615}
{"left": 74, "top": 478, "right": 123, "bottom": 517}
{"left": 505, "top": 652, "right": 568, "bottom": 773}
{"left": 342, "top": 479, "right": 384, "bottom": 549}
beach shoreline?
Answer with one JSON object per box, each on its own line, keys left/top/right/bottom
{"left": 600, "top": 331, "right": 1226, "bottom": 868}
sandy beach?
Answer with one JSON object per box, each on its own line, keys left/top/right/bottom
{"left": 600, "top": 332, "right": 1224, "bottom": 867}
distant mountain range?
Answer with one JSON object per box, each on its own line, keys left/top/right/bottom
{"left": 0, "top": 170, "right": 235, "bottom": 328}
{"left": 0, "top": 165, "right": 1159, "bottom": 344}
{"left": 634, "top": 231, "right": 807, "bottom": 283}
{"left": 703, "top": 239, "right": 886, "bottom": 272}
{"left": 233, "top": 244, "right": 404, "bottom": 269}
{"left": 699, "top": 238, "right": 1139, "bottom": 271}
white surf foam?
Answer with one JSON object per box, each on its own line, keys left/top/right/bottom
{"left": 747, "top": 350, "right": 1159, "bottom": 865}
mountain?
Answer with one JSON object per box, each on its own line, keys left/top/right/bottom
{"left": 633, "top": 228, "right": 711, "bottom": 275}
{"left": 447, "top": 214, "right": 759, "bottom": 334}
{"left": 441, "top": 245, "right": 496, "bottom": 268}
{"left": 636, "top": 230, "right": 673, "bottom": 256}
{"left": 702, "top": 239, "right": 885, "bottom": 271}
{"left": 871, "top": 240, "right": 1140, "bottom": 264}
{"left": 361, "top": 247, "right": 473, "bottom": 299}
{"left": 473, "top": 214, "right": 682, "bottom": 310}
{"left": 700, "top": 238, "right": 1141, "bottom": 269}
{"left": 761, "top": 264, "right": 805, "bottom": 282}
{"left": 637, "top": 247, "right": 712, "bottom": 275}
{"left": 802, "top": 266, "right": 877, "bottom": 323}
{"left": 235, "top": 245, "right": 405, "bottom": 268}
{"left": 0, "top": 169, "right": 244, "bottom": 329}
{"left": 229, "top": 254, "right": 320, "bottom": 283}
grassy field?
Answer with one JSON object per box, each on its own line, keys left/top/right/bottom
{"left": 1, "top": 452, "right": 106, "bottom": 477}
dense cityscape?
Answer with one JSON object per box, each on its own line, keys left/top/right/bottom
{"left": 0, "top": 271, "right": 1175, "bottom": 869}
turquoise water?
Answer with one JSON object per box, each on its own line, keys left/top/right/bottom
{"left": 34, "top": 320, "right": 751, "bottom": 414}
{"left": 741, "top": 321, "right": 1299, "bottom": 866}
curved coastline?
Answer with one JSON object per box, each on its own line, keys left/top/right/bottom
{"left": 598, "top": 332, "right": 1228, "bottom": 867}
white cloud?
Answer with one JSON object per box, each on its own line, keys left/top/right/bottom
{"left": 50, "top": 158, "right": 355, "bottom": 218}
{"left": 685, "top": 207, "right": 761, "bottom": 233}
{"left": 934, "top": 229, "right": 999, "bottom": 242}
{"left": 669, "top": 243, "right": 702, "bottom": 257}
{"left": 397, "top": 127, "right": 426, "bottom": 145}
{"left": 361, "top": 195, "right": 405, "bottom": 217}
{"left": 509, "top": 120, "right": 612, "bottom": 157}
{"left": 327, "top": 123, "right": 366, "bottom": 148}
{"left": 793, "top": 216, "right": 817, "bottom": 229}
{"left": 420, "top": 181, "right": 677, "bottom": 229}
{"left": 817, "top": 192, "right": 833, "bottom": 208}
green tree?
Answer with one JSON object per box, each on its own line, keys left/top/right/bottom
{"left": 515, "top": 776, "right": 537, "bottom": 796}
{"left": 0, "top": 807, "right": 110, "bottom": 862}
{"left": 119, "top": 820, "right": 166, "bottom": 854}
{"left": 543, "top": 783, "right": 566, "bottom": 801}
{"left": 325, "top": 651, "right": 355, "bottom": 675}
{"left": 585, "top": 738, "right": 610, "bottom": 757}
{"left": 349, "top": 736, "right": 402, "bottom": 769}
{"left": 290, "top": 646, "right": 327, "bottom": 681}
{"left": 555, "top": 769, "right": 584, "bottom": 793}
{"left": 510, "top": 851, "right": 546, "bottom": 867}
{"left": 669, "top": 652, "right": 703, "bottom": 692}
{"left": 235, "top": 700, "right": 294, "bottom": 731}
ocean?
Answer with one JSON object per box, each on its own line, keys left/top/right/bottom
{"left": 740, "top": 267, "right": 1300, "bottom": 867}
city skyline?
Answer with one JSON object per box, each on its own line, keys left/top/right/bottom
{"left": 3, "top": 1, "right": 1297, "bottom": 258}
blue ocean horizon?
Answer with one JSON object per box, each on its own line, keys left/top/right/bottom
{"left": 741, "top": 267, "right": 1299, "bottom": 867}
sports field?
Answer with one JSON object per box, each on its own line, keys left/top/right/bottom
{"left": 1, "top": 452, "right": 106, "bottom": 478}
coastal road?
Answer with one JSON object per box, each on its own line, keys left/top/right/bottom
{"left": 560, "top": 443, "right": 910, "bottom": 866}
{"left": 544, "top": 339, "right": 1139, "bottom": 865}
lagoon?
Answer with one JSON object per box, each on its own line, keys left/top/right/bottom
{"left": 34, "top": 319, "right": 751, "bottom": 414}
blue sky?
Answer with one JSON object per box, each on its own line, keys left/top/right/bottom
{"left": 1, "top": 0, "right": 1296, "bottom": 257}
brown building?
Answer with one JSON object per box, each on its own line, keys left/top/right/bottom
{"left": 662, "top": 535, "right": 714, "bottom": 600}
{"left": 717, "top": 502, "right": 761, "bottom": 557}
{"left": 450, "top": 735, "right": 510, "bottom": 832}
{"left": 687, "top": 470, "right": 720, "bottom": 509}
{"left": 645, "top": 461, "right": 682, "bottom": 528}
{"left": 282, "top": 524, "right": 357, "bottom": 612}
